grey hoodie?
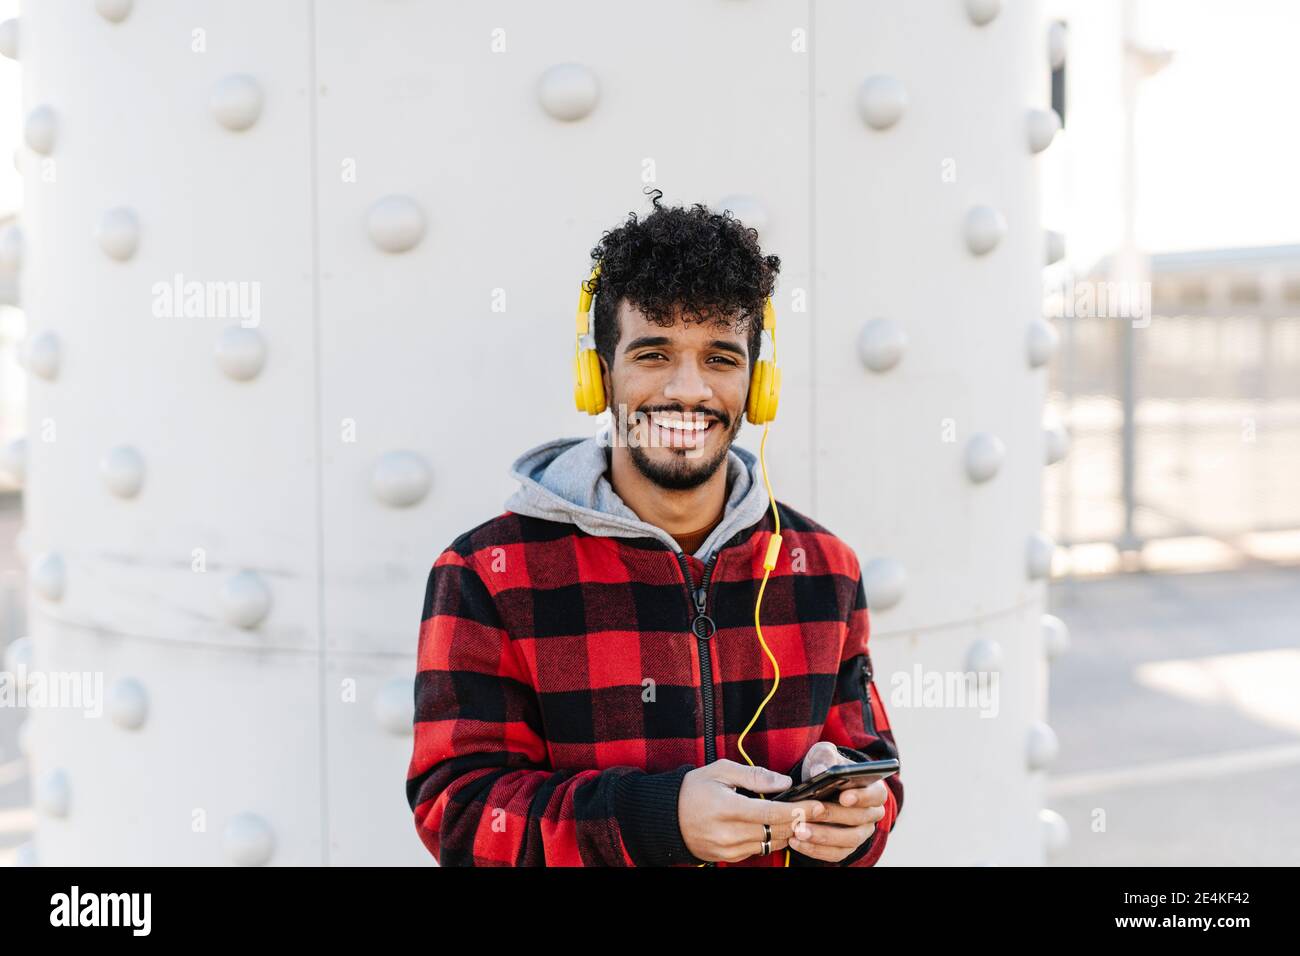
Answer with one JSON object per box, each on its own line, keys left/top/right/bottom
{"left": 503, "top": 420, "right": 773, "bottom": 563}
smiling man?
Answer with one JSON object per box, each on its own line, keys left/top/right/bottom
{"left": 407, "top": 193, "right": 903, "bottom": 866}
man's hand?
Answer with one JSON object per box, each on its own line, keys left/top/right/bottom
{"left": 678, "top": 760, "right": 832, "bottom": 864}
{"left": 789, "top": 741, "right": 889, "bottom": 863}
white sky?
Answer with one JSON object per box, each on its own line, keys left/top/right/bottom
{"left": 1135, "top": 0, "right": 1300, "bottom": 251}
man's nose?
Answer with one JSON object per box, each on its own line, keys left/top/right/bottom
{"left": 662, "top": 360, "right": 712, "bottom": 404}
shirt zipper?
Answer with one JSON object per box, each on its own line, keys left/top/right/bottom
{"left": 675, "top": 548, "right": 722, "bottom": 764}
{"left": 675, "top": 546, "right": 723, "bottom": 868}
{"left": 861, "top": 654, "right": 877, "bottom": 736}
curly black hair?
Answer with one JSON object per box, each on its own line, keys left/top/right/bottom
{"left": 587, "top": 188, "right": 781, "bottom": 379}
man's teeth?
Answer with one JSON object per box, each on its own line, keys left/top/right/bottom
{"left": 651, "top": 416, "right": 710, "bottom": 431}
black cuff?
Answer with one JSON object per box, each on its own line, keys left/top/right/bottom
{"left": 841, "top": 827, "right": 878, "bottom": 866}
{"left": 787, "top": 746, "right": 874, "bottom": 867}
{"left": 612, "top": 764, "right": 703, "bottom": 867}
{"left": 789, "top": 821, "right": 877, "bottom": 867}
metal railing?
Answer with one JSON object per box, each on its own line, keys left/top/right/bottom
{"left": 1046, "top": 306, "right": 1300, "bottom": 553}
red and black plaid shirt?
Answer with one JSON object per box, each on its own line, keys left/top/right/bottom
{"left": 406, "top": 500, "right": 903, "bottom": 866}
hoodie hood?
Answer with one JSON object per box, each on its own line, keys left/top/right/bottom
{"left": 504, "top": 420, "right": 772, "bottom": 562}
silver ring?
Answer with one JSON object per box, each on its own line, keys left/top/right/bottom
{"left": 762, "top": 823, "right": 772, "bottom": 855}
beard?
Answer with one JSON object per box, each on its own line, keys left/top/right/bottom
{"left": 627, "top": 413, "right": 742, "bottom": 491}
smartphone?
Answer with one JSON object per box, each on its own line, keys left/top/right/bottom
{"left": 771, "top": 758, "right": 900, "bottom": 803}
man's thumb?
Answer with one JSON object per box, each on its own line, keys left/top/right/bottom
{"left": 711, "top": 759, "right": 792, "bottom": 792}
{"left": 757, "top": 769, "right": 794, "bottom": 791}
{"left": 745, "top": 766, "right": 794, "bottom": 793}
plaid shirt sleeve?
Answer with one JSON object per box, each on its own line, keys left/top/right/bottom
{"left": 783, "top": 564, "right": 904, "bottom": 867}
{"left": 406, "top": 546, "right": 703, "bottom": 867}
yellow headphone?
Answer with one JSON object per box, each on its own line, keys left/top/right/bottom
{"left": 572, "top": 260, "right": 791, "bottom": 866}
{"left": 573, "top": 261, "right": 781, "bottom": 425}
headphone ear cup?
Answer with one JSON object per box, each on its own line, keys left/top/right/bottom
{"left": 764, "top": 365, "right": 781, "bottom": 422}
{"left": 747, "top": 358, "right": 779, "bottom": 424}
{"left": 746, "top": 359, "right": 766, "bottom": 424}
{"left": 587, "top": 349, "right": 607, "bottom": 414}
{"left": 574, "top": 347, "right": 606, "bottom": 415}
{"left": 573, "top": 353, "right": 587, "bottom": 413}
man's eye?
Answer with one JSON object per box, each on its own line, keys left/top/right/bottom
{"left": 635, "top": 352, "right": 738, "bottom": 366}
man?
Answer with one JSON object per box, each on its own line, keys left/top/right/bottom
{"left": 407, "top": 195, "right": 903, "bottom": 866}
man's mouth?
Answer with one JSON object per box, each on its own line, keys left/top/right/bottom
{"left": 646, "top": 411, "right": 718, "bottom": 449}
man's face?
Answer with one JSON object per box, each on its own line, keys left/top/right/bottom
{"left": 603, "top": 300, "right": 749, "bottom": 491}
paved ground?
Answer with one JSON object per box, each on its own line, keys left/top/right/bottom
{"left": 1046, "top": 562, "right": 1300, "bottom": 865}
{"left": 1, "top": 487, "right": 1296, "bottom": 865}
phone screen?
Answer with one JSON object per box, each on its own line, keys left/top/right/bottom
{"left": 772, "top": 759, "right": 900, "bottom": 803}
